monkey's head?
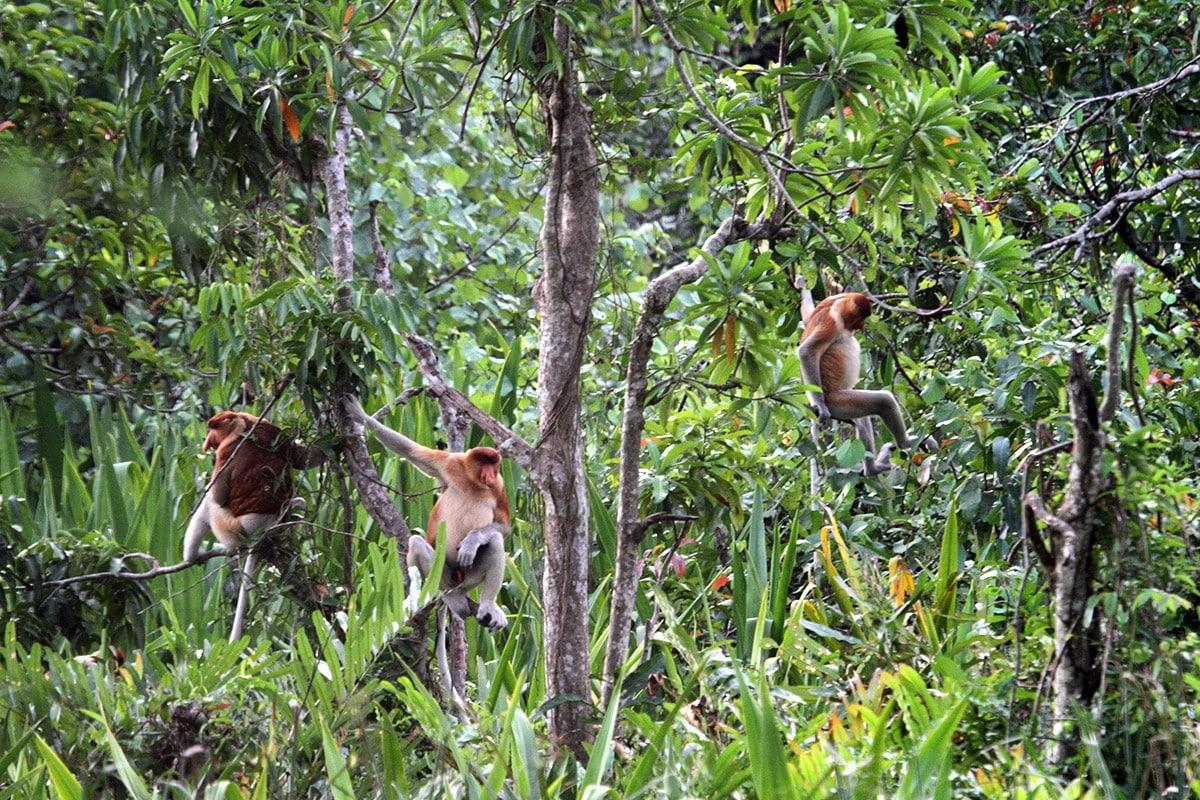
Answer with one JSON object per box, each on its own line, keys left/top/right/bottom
{"left": 839, "top": 293, "right": 872, "bottom": 331}
{"left": 467, "top": 447, "right": 502, "bottom": 488}
{"left": 203, "top": 411, "right": 258, "bottom": 451}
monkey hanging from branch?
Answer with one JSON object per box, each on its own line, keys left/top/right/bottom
{"left": 797, "top": 277, "right": 935, "bottom": 476}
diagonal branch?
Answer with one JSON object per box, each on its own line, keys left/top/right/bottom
{"left": 600, "top": 215, "right": 796, "bottom": 708}
{"left": 45, "top": 548, "right": 233, "bottom": 587}
{"left": 1031, "top": 170, "right": 1200, "bottom": 257}
{"left": 402, "top": 332, "right": 536, "bottom": 469}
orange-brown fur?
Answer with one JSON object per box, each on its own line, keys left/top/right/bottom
{"left": 800, "top": 293, "right": 871, "bottom": 394}
{"left": 425, "top": 447, "right": 511, "bottom": 552}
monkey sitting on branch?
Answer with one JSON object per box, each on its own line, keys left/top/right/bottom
{"left": 344, "top": 397, "right": 511, "bottom": 633}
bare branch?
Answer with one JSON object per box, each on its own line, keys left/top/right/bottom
{"left": 1071, "top": 57, "right": 1199, "bottom": 109}
{"left": 633, "top": 512, "right": 698, "bottom": 538}
{"left": 336, "top": 387, "right": 414, "bottom": 549}
{"left": 1031, "top": 170, "right": 1200, "bottom": 257}
{"left": 46, "top": 548, "right": 233, "bottom": 587}
{"left": 368, "top": 201, "right": 395, "bottom": 295}
{"left": 402, "top": 332, "right": 535, "bottom": 468}
{"left": 1024, "top": 492, "right": 1075, "bottom": 553}
{"left": 601, "top": 215, "right": 796, "bottom": 708}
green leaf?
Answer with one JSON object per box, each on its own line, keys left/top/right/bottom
{"left": 34, "top": 736, "right": 82, "bottom": 800}
{"left": 320, "top": 719, "right": 356, "bottom": 800}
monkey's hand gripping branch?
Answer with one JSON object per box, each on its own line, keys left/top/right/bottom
{"left": 403, "top": 332, "right": 536, "bottom": 470}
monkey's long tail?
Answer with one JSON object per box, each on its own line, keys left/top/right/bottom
{"left": 435, "top": 604, "right": 469, "bottom": 717}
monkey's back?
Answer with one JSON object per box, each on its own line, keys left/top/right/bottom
{"left": 213, "top": 425, "right": 295, "bottom": 517}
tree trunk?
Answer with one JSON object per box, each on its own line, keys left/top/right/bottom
{"left": 319, "top": 101, "right": 355, "bottom": 285}
{"left": 534, "top": 13, "right": 600, "bottom": 756}
{"left": 1024, "top": 263, "right": 1135, "bottom": 764}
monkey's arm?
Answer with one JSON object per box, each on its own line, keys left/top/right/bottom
{"left": 344, "top": 396, "right": 448, "bottom": 480}
{"left": 454, "top": 522, "right": 506, "bottom": 570}
{"left": 797, "top": 335, "right": 832, "bottom": 422}
{"left": 209, "top": 463, "right": 232, "bottom": 507}
{"left": 798, "top": 275, "right": 816, "bottom": 323}
{"left": 182, "top": 497, "right": 212, "bottom": 561}
{"left": 286, "top": 442, "right": 326, "bottom": 470}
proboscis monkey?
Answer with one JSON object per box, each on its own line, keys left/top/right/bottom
{"left": 183, "top": 411, "right": 320, "bottom": 641}
{"left": 798, "top": 286, "right": 929, "bottom": 475}
{"left": 344, "top": 397, "right": 511, "bottom": 632}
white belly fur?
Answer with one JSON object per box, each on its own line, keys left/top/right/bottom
{"left": 434, "top": 488, "right": 497, "bottom": 559}
{"left": 836, "top": 334, "right": 861, "bottom": 389}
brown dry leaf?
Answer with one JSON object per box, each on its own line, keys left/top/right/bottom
{"left": 887, "top": 556, "right": 915, "bottom": 607}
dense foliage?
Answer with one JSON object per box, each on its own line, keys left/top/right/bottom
{"left": 1, "top": 0, "right": 1198, "bottom": 796}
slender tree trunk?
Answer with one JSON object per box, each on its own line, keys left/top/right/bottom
{"left": 320, "top": 101, "right": 355, "bottom": 285}
{"left": 1024, "top": 263, "right": 1135, "bottom": 764}
{"left": 534, "top": 13, "right": 600, "bottom": 756}
{"left": 602, "top": 217, "right": 785, "bottom": 707}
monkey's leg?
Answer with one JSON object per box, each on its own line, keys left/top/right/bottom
{"left": 828, "top": 389, "right": 914, "bottom": 448}
{"left": 407, "top": 534, "right": 434, "bottom": 579}
{"left": 226, "top": 513, "right": 274, "bottom": 641}
{"left": 229, "top": 551, "right": 258, "bottom": 642}
{"left": 182, "top": 497, "right": 212, "bottom": 562}
{"left": 454, "top": 523, "right": 505, "bottom": 571}
{"left": 854, "top": 417, "right": 895, "bottom": 476}
{"left": 469, "top": 537, "right": 508, "bottom": 632}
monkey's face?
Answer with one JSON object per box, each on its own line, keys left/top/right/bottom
{"left": 468, "top": 447, "right": 502, "bottom": 488}
{"left": 203, "top": 412, "right": 249, "bottom": 452}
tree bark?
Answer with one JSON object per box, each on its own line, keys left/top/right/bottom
{"left": 1023, "top": 262, "right": 1135, "bottom": 764}
{"left": 533, "top": 12, "right": 601, "bottom": 756}
{"left": 319, "top": 101, "right": 356, "bottom": 285}
{"left": 368, "top": 200, "right": 395, "bottom": 295}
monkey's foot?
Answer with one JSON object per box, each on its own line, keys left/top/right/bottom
{"left": 475, "top": 601, "right": 508, "bottom": 631}
{"left": 864, "top": 443, "right": 897, "bottom": 476}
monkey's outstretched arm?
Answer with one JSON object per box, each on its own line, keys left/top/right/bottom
{"left": 344, "top": 396, "right": 448, "bottom": 480}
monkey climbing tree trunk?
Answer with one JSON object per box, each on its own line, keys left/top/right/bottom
{"left": 601, "top": 217, "right": 787, "bottom": 708}
{"left": 1024, "top": 262, "right": 1135, "bottom": 764}
{"left": 533, "top": 12, "right": 600, "bottom": 756}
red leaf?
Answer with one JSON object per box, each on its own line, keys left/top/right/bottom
{"left": 279, "top": 93, "right": 301, "bottom": 142}
{"left": 710, "top": 574, "right": 731, "bottom": 592}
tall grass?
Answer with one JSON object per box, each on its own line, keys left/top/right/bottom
{"left": 0, "top": 397, "right": 1117, "bottom": 797}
